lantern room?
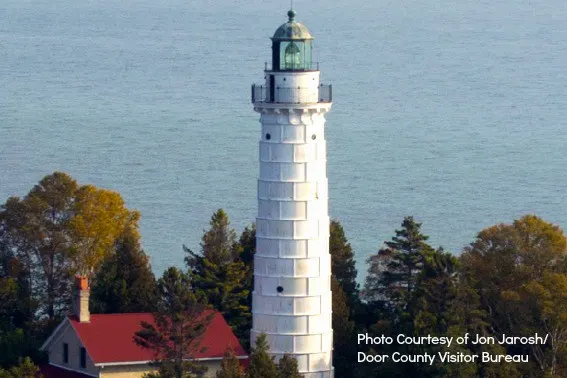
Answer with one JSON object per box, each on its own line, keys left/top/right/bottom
{"left": 271, "top": 10, "right": 314, "bottom": 71}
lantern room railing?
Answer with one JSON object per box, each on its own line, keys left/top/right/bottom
{"left": 251, "top": 84, "right": 332, "bottom": 104}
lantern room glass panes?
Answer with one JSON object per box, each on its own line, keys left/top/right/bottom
{"left": 279, "top": 41, "right": 312, "bottom": 70}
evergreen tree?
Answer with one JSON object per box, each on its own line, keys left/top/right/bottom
{"left": 277, "top": 355, "right": 301, "bottom": 378}
{"left": 186, "top": 209, "right": 237, "bottom": 267}
{"left": 134, "top": 267, "right": 211, "bottom": 378}
{"left": 412, "top": 248, "right": 459, "bottom": 336}
{"left": 329, "top": 220, "right": 359, "bottom": 309}
{"left": 330, "top": 277, "right": 356, "bottom": 378}
{"left": 0, "top": 357, "right": 41, "bottom": 378}
{"left": 185, "top": 210, "right": 250, "bottom": 348}
{"left": 91, "top": 230, "right": 157, "bottom": 313}
{"left": 0, "top": 247, "right": 43, "bottom": 368}
{"left": 361, "top": 217, "right": 461, "bottom": 377}
{"left": 232, "top": 224, "right": 255, "bottom": 350}
{"left": 364, "top": 216, "right": 435, "bottom": 312}
{"left": 234, "top": 224, "right": 255, "bottom": 267}
{"left": 248, "top": 333, "right": 278, "bottom": 378}
{"left": 216, "top": 347, "right": 245, "bottom": 378}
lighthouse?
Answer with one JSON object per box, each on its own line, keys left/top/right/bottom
{"left": 250, "top": 9, "right": 333, "bottom": 378}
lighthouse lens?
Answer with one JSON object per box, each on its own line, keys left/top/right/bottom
{"left": 284, "top": 42, "right": 302, "bottom": 70}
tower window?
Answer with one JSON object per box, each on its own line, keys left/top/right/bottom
{"left": 266, "top": 133, "right": 271, "bottom": 140}
{"left": 312, "top": 134, "right": 317, "bottom": 140}
{"left": 277, "top": 286, "right": 284, "bottom": 293}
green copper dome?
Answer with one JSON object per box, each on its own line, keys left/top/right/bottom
{"left": 272, "top": 10, "right": 313, "bottom": 41}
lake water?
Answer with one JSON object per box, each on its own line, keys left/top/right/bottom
{"left": 1, "top": 0, "right": 566, "bottom": 279}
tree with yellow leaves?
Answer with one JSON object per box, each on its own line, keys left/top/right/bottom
{"left": 461, "top": 215, "right": 567, "bottom": 377}
{"left": 69, "top": 184, "right": 140, "bottom": 274}
{"left": 0, "top": 172, "right": 140, "bottom": 320}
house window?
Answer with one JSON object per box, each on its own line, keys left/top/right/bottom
{"left": 63, "top": 343, "right": 68, "bottom": 364}
{"left": 80, "top": 347, "right": 86, "bottom": 369}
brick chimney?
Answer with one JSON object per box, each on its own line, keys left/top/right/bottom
{"left": 73, "top": 275, "right": 90, "bottom": 322}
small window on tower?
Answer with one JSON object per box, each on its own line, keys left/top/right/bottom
{"left": 266, "top": 133, "right": 271, "bottom": 140}
{"left": 312, "top": 134, "right": 317, "bottom": 140}
{"left": 277, "top": 286, "right": 284, "bottom": 293}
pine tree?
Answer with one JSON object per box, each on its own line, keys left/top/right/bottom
{"left": 134, "top": 267, "right": 211, "bottom": 378}
{"left": 248, "top": 333, "right": 278, "bottom": 378}
{"left": 234, "top": 224, "right": 255, "bottom": 267}
{"left": 186, "top": 209, "right": 237, "bottom": 267}
{"left": 185, "top": 210, "right": 250, "bottom": 348}
{"left": 329, "top": 220, "right": 359, "bottom": 309}
{"left": 364, "top": 216, "right": 435, "bottom": 311}
{"left": 91, "top": 230, "right": 157, "bottom": 313}
{"left": 0, "top": 357, "right": 41, "bottom": 378}
{"left": 412, "top": 248, "right": 459, "bottom": 336}
{"left": 331, "top": 276, "right": 356, "bottom": 378}
{"left": 216, "top": 347, "right": 245, "bottom": 378}
{"left": 277, "top": 355, "right": 301, "bottom": 378}
{"left": 232, "top": 224, "right": 255, "bottom": 350}
{"left": 362, "top": 217, "right": 451, "bottom": 377}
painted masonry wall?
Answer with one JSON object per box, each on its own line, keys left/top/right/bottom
{"left": 252, "top": 65, "right": 333, "bottom": 377}
{"left": 47, "top": 322, "right": 98, "bottom": 376}
{"left": 264, "top": 71, "right": 321, "bottom": 103}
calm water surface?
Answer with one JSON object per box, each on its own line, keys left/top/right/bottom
{"left": 1, "top": 0, "right": 566, "bottom": 279}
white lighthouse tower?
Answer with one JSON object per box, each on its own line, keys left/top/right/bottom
{"left": 251, "top": 9, "right": 333, "bottom": 378}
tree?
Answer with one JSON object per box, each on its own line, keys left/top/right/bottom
{"left": 277, "top": 355, "right": 301, "bottom": 378}
{"left": 0, "top": 357, "right": 41, "bottom": 378}
{"left": 232, "top": 224, "right": 255, "bottom": 350}
{"left": 247, "top": 333, "right": 278, "bottom": 378}
{"left": 0, "top": 173, "right": 78, "bottom": 319}
{"left": 134, "top": 267, "right": 212, "bottom": 378}
{"left": 411, "top": 249, "right": 459, "bottom": 336}
{"left": 460, "top": 215, "right": 567, "bottom": 377}
{"left": 361, "top": 217, "right": 464, "bottom": 377}
{"left": 216, "top": 347, "right": 245, "bottom": 378}
{"left": 0, "top": 245, "right": 44, "bottom": 369}
{"left": 186, "top": 209, "right": 237, "bottom": 267}
{"left": 500, "top": 272, "right": 567, "bottom": 376}
{"left": 69, "top": 184, "right": 140, "bottom": 274}
{"left": 0, "top": 172, "right": 140, "bottom": 320}
{"left": 234, "top": 224, "right": 255, "bottom": 268}
{"left": 185, "top": 210, "right": 250, "bottom": 347}
{"left": 0, "top": 246, "right": 35, "bottom": 330}
{"left": 364, "top": 216, "right": 436, "bottom": 311}
{"left": 91, "top": 230, "right": 157, "bottom": 313}
{"left": 329, "top": 220, "right": 359, "bottom": 309}
{"left": 330, "top": 276, "right": 356, "bottom": 378}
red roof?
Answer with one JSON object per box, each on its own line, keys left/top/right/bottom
{"left": 39, "top": 364, "right": 93, "bottom": 378}
{"left": 68, "top": 311, "right": 247, "bottom": 365}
